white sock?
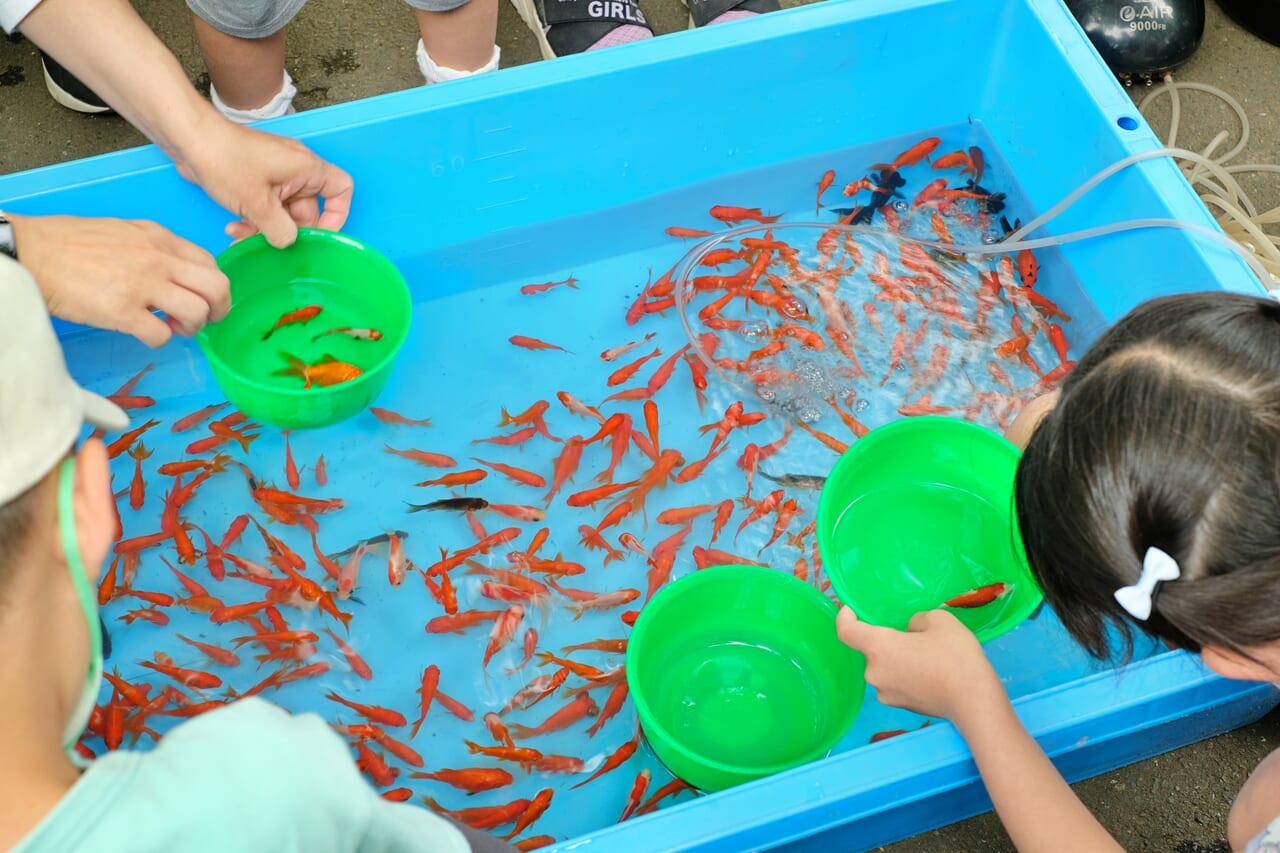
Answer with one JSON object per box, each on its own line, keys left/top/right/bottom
{"left": 210, "top": 70, "right": 298, "bottom": 124}
{"left": 416, "top": 40, "right": 500, "bottom": 85}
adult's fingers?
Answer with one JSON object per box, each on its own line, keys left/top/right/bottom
{"left": 244, "top": 189, "right": 300, "bottom": 249}
{"left": 164, "top": 253, "right": 231, "bottom": 323}
{"left": 123, "top": 309, "right": 175, "bottom": 349}
{"left": 311, "top": 162, "right": 354, "bottom": 232}
{"left": 286, "top": 195, "right": 320, "bottom": 231}
{"left": 225, "top": 220, "right": 260, "bottom": 243}
{"left": 149, "top": 279, "right": 212, "bottom": 338}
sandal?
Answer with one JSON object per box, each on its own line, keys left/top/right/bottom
{"left": 508, "top": 0, "right": 654, "bottom": 59}
{"left": 684, "top": 0, "right": 780, "bottom": 28}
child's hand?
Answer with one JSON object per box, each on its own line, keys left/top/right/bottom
{"left": 836, "top": 606, "right": 1005, "bottom": 725}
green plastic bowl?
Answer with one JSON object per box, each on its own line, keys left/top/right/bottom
{"left": 626, "top": 564, "right": 866, "bottom": 793}
{"left": 815, "top": 416, "right": 1042, "bottom": 642}
{"left": 196, "top": 229, "right": 411, "bottom": 430}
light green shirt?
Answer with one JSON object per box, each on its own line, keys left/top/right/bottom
{"left": 16, "top": 697, "right": 470, "bottom": 853}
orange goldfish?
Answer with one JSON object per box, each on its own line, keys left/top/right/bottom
{"left": 325, "top": 691, "right": 407, "bottom": 727}
{"left": 509, "top": 335, "right": 572, "bottom": 354}
{"left": 283, "top": 432, "right": 300, "bottom": 491}
{"left": 600, "top": 332, "right": 657, "bottom": 362}
{"left": 586, "top": 680, "right": 630, "bottom": 737}
{"left": 664, "top": 226, "right": 713, "bottom": 239}
{"left": 416, "top": 469, "right": 488, "bottom": 488}
{"left": 607, "top": 347, "right": 661, "bottom": 387}
{"left": 127, "top": 443, "right": 151, "bottom": 510}
{"left": 500, "top": 667, "right": 572, "bottom": 715}
{"left": 636, "top": 778, "right": 695, "bottom": 816}
{"left": 619, "top": 769, "right": 652, "bottom": 822}
{"left": 387, "top": 533, "right": 407, "bottom": 587}
{"left": 872, "top": 136, "right": 940, "bottom": 171}
{"left": 426, "top": 609, "right": 505, "bottom": 635}
{"left": 708, "top": 205, "right": 781, "bottom": 225}
{"left": 421, "top": 797, "right": 532, "bottom": 831}
{"left": 472, "top": 458, "right": 546, "bottom": 488}
{"left": 323, "top": 628, "right": 373, "bottom": 680}
{"left": 119, "top": 607, "right": 168, "bottom": 626}
{"left": 138, "top": 657, "right": 221, "bottom": 689}
{"left": 944, "top": 582, "right": 1010, "bottom": 608}
{"left": 106, "top": 419, "right": 161, "bottom": 459}
{"left": 483, "top": 605, "right": 525, "bottom": 670}
{"left": 261, "top": 304, "right": 321, "bottom": 340}
{"left": 815, "top": 169, "right": 835, "bottom": 214}
{"left": 932, "top": 150, "right": 972, "bottom": 171}
{"left": 566, "top": 481, "right": 637, "bottom": 509}
{"left": 507, "top": 694, "right": 598, "bottom": 739}
{"left": 543, "top": 436, "right": 585, "bottom": 505}
{"left": 1016, "top": 249, "right": 1039, "bottom": 288}
{"left": 463, "top": 740, "right": 543, "bottom": 765}
{"left": 555, "top": 391, "right": 604, "bottom": 422}
{"left": 504, "top": 789, "right": 555, "bottom": 841}
{"left": 571, "top": 736, "right": 637, "bottom": 788}
{"left": 409, "top": 665, "right": 440, "bottom": 739}
{"left": 274, "top": 353, "right": 362, "bottom": 388}
{"left": 355, "top": 742, "right": 399, "bottom": 788}
{"left": 410, "top": 767, "right": 514, "bottom": 794}
{"left": 369, "top": 407, "right": 433, "bottom": 427}
{"left": 175, "top": 634, "right": 239, "bottom": 667}
{"left": 384, "top": 445, "right": 457, "bottom": 468}
{"left": 520, "top": 276, "right": 578, "bottom": 295}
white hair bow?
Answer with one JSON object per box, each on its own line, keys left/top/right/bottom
{"left": 1114, "top": 547, "right": 1181, "bottom": 621}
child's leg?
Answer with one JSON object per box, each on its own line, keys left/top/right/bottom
{"left": 1229, "top": 747, "right": 1280, "bottom": 851}
{"left": 409, "top": 0, "right": 501, "bottom": 83}
{"left": 185, "top": 0, "right": 306, "bottom": 120}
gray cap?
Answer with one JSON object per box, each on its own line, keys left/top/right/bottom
{"left": 0, "top": 256, "right": 128, "bottom": 505}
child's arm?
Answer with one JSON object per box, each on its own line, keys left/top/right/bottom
{"left": 1229, "top": 747, "right": 1280, "bottom": 852}
{"left": 837, "top": 608, "right": 1123, "bottom": 853}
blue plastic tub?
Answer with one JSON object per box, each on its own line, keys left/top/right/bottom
{"left": 3, "top": 0, "right": 1277, "bottom": 850}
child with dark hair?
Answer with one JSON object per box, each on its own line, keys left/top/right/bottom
{"left": 0, "top": 255, "right": 515, "bottom": 853}
{"left": 838, "top": 290, "right": 1280, "bottom": 852}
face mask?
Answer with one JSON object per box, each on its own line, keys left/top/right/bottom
{"left": 56, "top": 457, "right": 103, "bottom": 762}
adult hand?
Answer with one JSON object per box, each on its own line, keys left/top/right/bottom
{"left": 178, "top": 120, "right": 354, "bottom": 248}
{"left": 19, "top": 0, "right": 353, "bottom": 250}
{"left": 835, "top": 606, "right": 1003, "bottom": 724}
{"left": 8, "top": 214, "right": 230, "bottom": 348}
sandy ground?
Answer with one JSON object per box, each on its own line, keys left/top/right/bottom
{"left": 2, "top": 0, "right": 1279, "bottom": 849}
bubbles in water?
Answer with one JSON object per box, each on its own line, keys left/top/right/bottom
{"left": 981, "top": 229, "right": 1003, "bottom": 245}
{"left": 794, "top": 359, "right": 824, "bottom": 384}
{"left": 854, "top": 398, "right": 870, "bottom": 413}
{"left": 781, "top": 297, "right": 810, "bottom": 320}
{"left": 893, "top": 201, "right": 908, "bottom": 212}
{"left": 757, "top": 386, "right": 777, "bottom": 402}
{"left": 798, "top": 407, "right": 823, "bottom": 423}
{"left": 738, "top": 319, "right": 771, "bottom": 344}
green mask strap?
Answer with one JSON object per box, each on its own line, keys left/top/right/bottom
{"left": 57, "top": 456, "right": 103, "bottom": 755}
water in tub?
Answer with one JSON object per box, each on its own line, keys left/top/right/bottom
{"left": 64, "top": 125, "right": 1158, "bottom": 845}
